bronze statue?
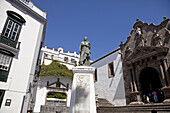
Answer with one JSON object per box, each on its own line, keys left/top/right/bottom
{"left": 79, "top": 36, "right": 91, "bottom": 66}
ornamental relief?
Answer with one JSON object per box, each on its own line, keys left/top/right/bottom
{"left": 124, "top": 46, "right": 132, "bottom": 58}
{"left": 126, "top": 46, "right": 169, "bottom": 63}
{"left": 151, "top": 30, "right": 163, "bottom": 47}
{"left": 134, "top": 27, "right": 146, "bottom": 47}
{"left": 122, "top": 24, "right": 169, "bottom": 61}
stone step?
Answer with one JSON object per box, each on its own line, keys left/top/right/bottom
{"left": 97, "top": 98, "right": 114, "bottom": 107}
{"left": 97, "top": 103, "right": 170, "bottom": 113}
{"left": 40, "top": 105, "right": 68, "bottom": 113}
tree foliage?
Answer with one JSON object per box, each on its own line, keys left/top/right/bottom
{"left": 47, "top": 92, "right": 67, "bottom": 99}
{"left": 40, "top": 60, "right": 73, "bottom": 78}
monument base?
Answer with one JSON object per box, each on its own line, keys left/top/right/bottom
{"left": 69, "top": 66, "right": 97, "bottom": 113}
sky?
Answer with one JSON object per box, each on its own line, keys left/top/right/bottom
{"left": 31, "top": 0, "right": 170, "bottom": 61}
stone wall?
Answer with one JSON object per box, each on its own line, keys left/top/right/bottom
{"left": 40, "top": 105, "right": 68, "bottom": 113}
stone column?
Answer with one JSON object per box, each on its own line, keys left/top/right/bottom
{"left": 161, "top": 58, "right": 170, "bottom": 103}
{"left": 129, "top": 69, "right": 134, "bottom": 92}
{"left": 132, "top": 69, "right": 138, "bottom": 92}
{"left": 159, "top": 62, "right": 167, "bottom": 87}
{"left": 129, "top": 65, "right": 143, "bottom": 105}
{"left": 69, "top": 66, "right": 96, "bottom": 113}
{"left": 163, "top": 58, "right": 170, "bottom": 86}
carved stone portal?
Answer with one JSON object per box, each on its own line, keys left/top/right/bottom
{"left": 120, "top": 19, "right": 170, "bottom": 105}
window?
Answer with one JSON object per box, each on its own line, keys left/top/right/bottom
{"left": 0, "top": 53, "right": 12, "bottom": 71}
{"left": 0, "top": 49, "right": 14, "bottom": 82}
{"left": 64, "top": 57, "right": 68, "bottom": 63}
{"left": 44, "top": 53, "right": 48, "bottom": 57}
{"left": 71, "top": 58, "right": 75, "bottom": 63}
{"left": 4, "top": 20, "right": 14, "bottom": 38}
{"left": 45, "top": 53, "right": 51, "bottom": 59}
{"left": 74, "top": 61, "right": 77, "bottom": 66}
{"left": 94, "top": 69, "right": 97, "bottom": 82}
{"left": 0, "top": 90, "right": 5, "bottom": 108}
{"left": 108, "top": 62, "right": 115, "bottom": 78}
{"left": 51, "top": 55, "right": 54, "bottom": 60}
{"left": 4, "top": 20, "right": 20, "bottom": 41}
{"left": 0, "top": 11, "right": 26, "bottom": 48}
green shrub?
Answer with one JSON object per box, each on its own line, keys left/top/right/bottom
{"left": 47, "top": 92, "right": 66, "bottom": 99}
{"left": 40, "top": 60, "right": 73, "bottom": 78}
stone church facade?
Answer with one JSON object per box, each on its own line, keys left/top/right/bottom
{"left": 119, "top": 17, "right": 170, "bottom": 105}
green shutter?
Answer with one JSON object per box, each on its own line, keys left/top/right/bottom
{"left": 0, "top": 90, "right": 5, "bottom": 108}
{"left": 0, "top": 56, "right": 13, "bottom": 82}
{"left": 0, "top": 18, "right": 21, "bottom": 48}
{"left": 1, "top": 18, "right": 9, "bottom": 36}
{"left": 0, "top": 70, "right": 9, "bottom": 82}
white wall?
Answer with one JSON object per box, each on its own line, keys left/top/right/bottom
{"left": 0, "top": 90, "right": 25, "bottom": 113}
{"left": 34, "top": 86, "right": 47, "bottom": 113}
{"left": 0, "top": 0, "right": 46, "bottom": 112}
{"left": 91, "top": 50, "right": 126, "bottom": 106}
{"left": 34, "top": 76, "right": 72, "bottom": 113}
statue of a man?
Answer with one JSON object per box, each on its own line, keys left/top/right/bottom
{"left": 79, "top": 36, "right": 91, "bottom": 66}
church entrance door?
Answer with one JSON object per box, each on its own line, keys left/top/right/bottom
{"left": 139, "top": 67, "right": 165, "bottom": 103}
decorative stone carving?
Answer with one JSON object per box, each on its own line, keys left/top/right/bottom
{"left": 164, "top": 22, "right": 170, "bottom": 46}
{"left": 125, "top": 46, "right": 132, "bottom": 58}
{"left": 151, "top": 32, "right": 163, "bottom": 46}
{"left": 135, "top": 36, "right": 146, "bottom": 47}
{"left": 121, "top": 18, "right": 170, "bottom": 105}
{"left": 75, "top": 75, "right": 90, "bottom": 112}
{"left": 163, "top": 29, "right": 170, "bottom": 46}
{"left": 135, "top": 27, "right": 146, "bottom": 47}
{"left": 136, "top": 27, "right": 142, "bottom": 36}
{"left": 165, "top": 28, "right": 170, "bottom": 34}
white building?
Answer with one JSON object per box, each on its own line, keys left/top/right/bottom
{"left": 0, "top": 0, "right": 47, "bottom": 113}
{"left": 41, "top": 46, "right": 80, "bottom": 70}
{"left": 34, "top": 76, "right": 72, "bottom": 113}
{"left": 91, "top": 48, "right": 126, "bottom": 106}
{"left": 33, "top": 46, "right": 79, "bottom": 113}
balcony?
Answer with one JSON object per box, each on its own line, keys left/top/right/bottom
{"left": 0, "top": 34, "right": 20, "bottom": 56}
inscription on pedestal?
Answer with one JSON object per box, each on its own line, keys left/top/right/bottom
{"left": 75, "top": 75, "right": 90, "bottom": 113}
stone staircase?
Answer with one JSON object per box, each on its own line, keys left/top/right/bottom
{"left": 40, "top": 105, "right": 68, "bottom": 113}
{"left": 97, "top": 103, "right": 170, "bottom": 113}
{"left": 96, "top": 98, "right": 115, "bottom": 107}
{"left": 40, "top": 98, "right": 170, "bottom": 113}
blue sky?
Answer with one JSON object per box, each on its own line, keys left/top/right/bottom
{"left": 31, "top": 0, "right": 170, "bottom": 61}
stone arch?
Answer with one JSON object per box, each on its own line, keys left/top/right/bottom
{"left": 139, "top": 67, "right": 165, "bottom": 103}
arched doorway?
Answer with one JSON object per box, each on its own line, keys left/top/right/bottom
{"left": 140, "top": 67, "right": 165, "bottom": 103}
{"left": 46, "top": 92, "right": 67, "bottom": 106}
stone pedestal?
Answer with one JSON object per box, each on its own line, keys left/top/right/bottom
{"left": 129, "top": 92, "right": 144, "bottom": 105}
{"left": 69, "top": 66, "right": 97, "bottom": 113}
{"left": 163, "top": 86, "right": 170, "bottom": 103}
